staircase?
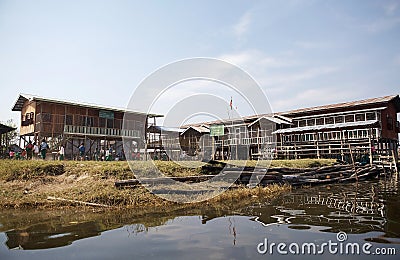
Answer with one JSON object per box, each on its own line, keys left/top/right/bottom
{"left": 372, "top": 151, "right": 398, "bottom": 174}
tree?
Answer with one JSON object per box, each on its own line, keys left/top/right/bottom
{"left": 1, "top": 119, "right": 19, "bottom": 147}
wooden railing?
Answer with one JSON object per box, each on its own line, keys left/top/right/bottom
{"left": 64, "top": 125, "right": 140, "bottom": 138}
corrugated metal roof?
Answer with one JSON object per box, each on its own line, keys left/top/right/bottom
{"left": 279, "top": 95, "right": 400, "bottom": 116}
{"left": 248, "top": 116, "right": 291, "bottom": 127}
{"left": 273, "top": 120, "right": 379, "bottom": 134}
{"left": 11, "top": 93, "right": 162, "bottom": 116}
{"left": 148, "top": 125, "right": 184, "bottom": 133}
{"left": 183, "top": 114, "right": 290, "bottom": 128}
{"left": 181, "top": 126, "right": 210, "bottom": 135}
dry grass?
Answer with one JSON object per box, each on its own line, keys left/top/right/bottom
{"left": 0, "top": 159, "right": 309, "bottom": 210}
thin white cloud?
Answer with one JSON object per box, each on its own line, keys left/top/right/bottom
{"left": 218, "top": 49, "right": 339, "bottom": 91}
{"left": 383, "top": 2, "right": 399, "bottom": 16}
{"left": 219, "top": 49, "right": 299, "bottom": 70}
{"left": 233, "top": 11, "right": 252, "bottom": 38}
{"left": 217, "top": 49, "right": 343, "bottom": 114}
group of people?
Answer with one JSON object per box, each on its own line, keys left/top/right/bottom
{"left": 9, "top": 139, "right": 50, "bottom": 160}
{"left": 8, "top": 140, "right": 127, "bottom": 161}
{"left": 92, "top": 146, "right": 122, "bottom": 161}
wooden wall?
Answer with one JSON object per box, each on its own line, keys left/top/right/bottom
{"left": 381, "top": 101, "right": 399, "bottom": 140}
{"left": 20, "top": 101, "right": 36, "bottom": 136}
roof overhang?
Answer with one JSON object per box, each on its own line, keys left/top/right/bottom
{"left": 248, "top": 116, "right": 292, "bottom": 127}
{"left": 148, "top": 125, "right": 184, "bottom": 133}
{"left": 181, "top": 126, "right": 210, "bottom": 135}
{"left": 11, "top": 93, "right": 163, "bottom": 117}
{"left": 0, "top": 123, "right": 16, "bottom": 135}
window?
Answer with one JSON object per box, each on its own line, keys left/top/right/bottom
{"left": 85, "top": 117, "right": 94, "bottom": 127}
{"left": 326, "top": 117, "right": 334, "bottom": 124}
{"left": 345, "top": 115, "right": 354, "bottom": 122}
{"left": 355, "top": 114, "right": 365, "bottom": 121}
{"left": 335, "top": 116, "right": 344, "bottom": 123}
{"left": 99, "top": 118, "right": 106, "bottom": 128}
{"left": 107, "top": 118, "right": 114, "bottom": 128}
{"left": 316, "top": 118, "right": 324, "bottom": 125}
{"left": 42, "top": 113, "right": 52, "bottom": 123}
{"left": 366, "top": 112, "right": 376, "bottom": 121}
{"left": 65, "top": 115, "right": 73, "bottom": 125}
{"left": 114, "top": 119, "right": 122, "bottom": 129}
{"left": 299, "top": 120, "right": 306, "bottom": 127}
{"left": 307, "top": 119, "right": 315, "bottom": 126}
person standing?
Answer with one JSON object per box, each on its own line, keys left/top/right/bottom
{"left": 40, "top": 139, "right": 49, "bottom": 160}
{"left": 33, "top": 142, "right": 40, "bottom": 159}
{"left": 108, "top": 147, "right": 113, "bottom": 161}
{"left": 93, "top": 147, "right": 99, "bottom": 161}
{"left": 25, "top": 140, "right": 34, "bottom": 160}
{"left": 9, "top": 149, "right": 15, "bottom": 159}
{"left": 78, "top": 143, "right": 85, "bottom": 161}
{"left": 59, "top": 144, "right": 65, "bottom": 160}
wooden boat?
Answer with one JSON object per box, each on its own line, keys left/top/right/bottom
{"left": 115, "top": 163, "right": 382, "bottom": 189}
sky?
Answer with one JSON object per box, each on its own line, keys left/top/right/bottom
{"left": 0, "top": 0, "right": 400, "bottom": 128}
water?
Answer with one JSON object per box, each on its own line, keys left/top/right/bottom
{"left": 1, "top": 176, "right": 399, "bottom": 259}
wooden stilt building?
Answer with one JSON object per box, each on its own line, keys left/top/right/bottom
{"left": 12, "top": 94, "right": 159, "bottom": 160}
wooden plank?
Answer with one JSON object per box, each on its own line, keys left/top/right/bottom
{"left": 47, "top": 196, "right": 111, "bottom": 207}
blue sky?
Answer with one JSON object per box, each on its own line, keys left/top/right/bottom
{"left": 1, "top": 0, "right": 399, "bottom": 126}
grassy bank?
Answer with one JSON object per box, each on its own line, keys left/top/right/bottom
{"left": 0, "top": 159, "right": 333, "bottom": 210}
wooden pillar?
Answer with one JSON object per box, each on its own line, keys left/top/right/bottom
{"left": 340, "top": 132, "right": 344, "bottom": 162}
{"left": 212, "top": 136, "right": 215, "bottom": 160}
{"left": 257, "top": 127, "right": 260, "bottom": 159}
{"left": 316, "top": 132, "right": 320, "bottom": 159}
{"left": 368, "top": 128, "right": 373, "bottom": 166}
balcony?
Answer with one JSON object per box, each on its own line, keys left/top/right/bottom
{"left": 63, "top": 125, "right": 140, "bottom": 138}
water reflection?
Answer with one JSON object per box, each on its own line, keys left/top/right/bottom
{"left": 0, "top": 176, "right": 399, "bottom": 256}
{"left": 248, "top": 177, "right": 400, "bottom": 243}
{"left": 5, "top": 221, "right": 102, "bottom": 250}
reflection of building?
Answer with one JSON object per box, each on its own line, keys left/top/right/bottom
{"left": 249, "top": 185, "right": 388, "bottom": 235}
{"left": 5, "top": 221, "right": 103, "bottom": 250}
{"left": 12, "top": 94, "right": 160, "bottom": 159}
